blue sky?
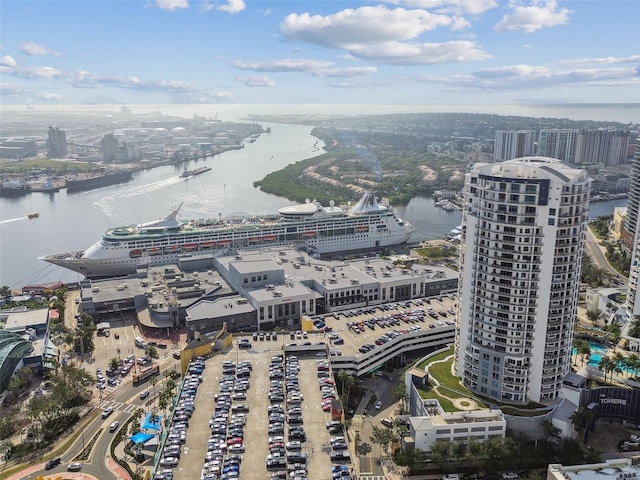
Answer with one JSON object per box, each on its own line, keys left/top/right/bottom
{"left": 0, "top": 0, "right": 638, "bottom": 105}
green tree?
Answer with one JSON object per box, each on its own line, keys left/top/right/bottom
{"left": 370, "top": 425, "right": 396, "bottom": 458}
{"left": 391, "top": 381, "right": 409, "bottom": 415}
{"left": 145, "top": 345, "right": 158, "bottom": 359}
{"left": 629, "top": 316, "right": 640, "bottom": 338}
{"left": 598, "top": 355, "right": 615, "bottom": 383}
{"left": 392, "top": 446, "right": 425, "bottom": 474}
{"left": 0, "top": 286, "right": 12, "bottom": 299}
{"left": 336, "top": 370, "right": 356, "bottom": 411}
{"left": 109, "top": 357, "right": 121, "bottom": 372}
{"left": 574, "top": 339, "right": 591, "bottom": 366}
{"left": 150, "top": 376, "right": 158, "bottom": 400}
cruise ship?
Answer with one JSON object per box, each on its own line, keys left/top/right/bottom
{"left": 42, "top": 191, "right": 414, "bottom": 278}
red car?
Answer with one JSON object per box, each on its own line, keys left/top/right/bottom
{"left": 226, "top": 437, "right": 243, "bottom": 446}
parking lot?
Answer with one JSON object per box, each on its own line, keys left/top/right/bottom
{"left": 163, "top": 339, "right": 351, "bottom": 480}
{"left": 154, "top": 295, "right": 457, "bottom": 480}
{"left": 319, "top": 296, "right": 456, "bottom": 354}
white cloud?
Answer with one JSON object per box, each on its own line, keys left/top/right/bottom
{"left": 2, "top": 61, "right": 233, "bottom": 103}
{"left": 5, "top": 65, "right": 62, "bottom": 79}
{"left": 281, "top": 6, "right": 455, "bottom": 48}
{"left": 348, "top": 40, "right": 491, "bottom": 65}
{"left": 494, "top": 0, "right": 571, "bottom": 33}
{"left": 231, "top": 58, "right": 334, "bottom": 73}
{"left": 313, "top": 66, "right": 378, "bottom": 78}
{"left": 155, "top": 0, "right": 189, "bottom": 11}
{"left": 412, "top": 63, "right": 639, "bottom": 91}
{"left": 279, "top": 5, "right": 488, "bottom": 66}
{"left": 382, "top": 0, "right": 497, "bottom": 16}
{"left": 237, "top": 75, "right": 276, "bottom": 87}
{"left": 0, "top": 82, "right": 64, "bottom": 101}
{"left": 216, "top": 0, "right": 245, "bottom": 14}
{"left": 20, "top": 41, "right": 60, "bottom": 56}
{"left": 0, "top": 55, "right": 17, "bottom": 67}
{"left": 557, "top": 55, "right": 640, "bottom": 66}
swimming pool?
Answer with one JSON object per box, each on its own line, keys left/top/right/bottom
{"left": 572, "top": 341, "right": 631, "bottom": 373}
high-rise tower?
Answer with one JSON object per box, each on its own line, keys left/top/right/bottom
{"left": 626, "top": 141, "right": 640, "bottom": 316}
{"left": 47, "top": 126, "right": 68, "bottom": 158}
{"left": 494, "top": 130, "right": 536, "bottom": 161}
{"left": 455, "top": 157, "right": 591, "bottom": 404}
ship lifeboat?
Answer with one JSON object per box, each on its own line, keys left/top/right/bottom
{"left": 218, "top": 239, "right": 232, "bottom": 245}
{"left": 303, "top": 231, "right": 316, "bottom": 237}
{"left": 248, "top": 237, "right": 262, "bottom": 243}
{"left": 200, "top": 241, "right": 215, "bottom": 249}
{"left": 146, "top": 247, "right": 161, "bottom": 255}
{"left": 129, "top": 249, "right": 143, "bottom": 258}
{"left": 263, "top": 235, "right": 277, "bottom": 241}
{"left": 165, "top": 245, "right": 180, "bottom": 253}
{"left": 183, "top": 244, "right": 198, "bottom": 250}
{"left": 356, "top": 226, "right": 369, "bottom": 232}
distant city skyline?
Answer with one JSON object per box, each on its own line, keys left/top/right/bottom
{"left": 1, "top": 0, "right": 638, "bottom": 106}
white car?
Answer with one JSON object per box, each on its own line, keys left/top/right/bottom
{"left": 159, "top": 456, "right": 179, "bottom": 467}
{"left": 375, "top": 401, "right": 383, "bottom": 410}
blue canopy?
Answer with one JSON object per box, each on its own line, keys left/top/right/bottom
{"left": 143, "top": 413, "right": 162, "bottom": 431}
{"left": 130, "top": 432, "right": 154, "bottom": 444}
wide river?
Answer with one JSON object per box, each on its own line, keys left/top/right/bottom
{"left": 0, "top": 122, "right": 627, "bottom": 289}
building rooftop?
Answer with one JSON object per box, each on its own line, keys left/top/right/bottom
{"left": 548, "top": 459, "right": 640, "bottom": 480}
{"left": 0, "top": 307, "right": 49, "bottom": 332}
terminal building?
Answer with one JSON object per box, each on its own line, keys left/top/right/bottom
{"left": 77, "top": 246, "right": 458, "bottom": 342}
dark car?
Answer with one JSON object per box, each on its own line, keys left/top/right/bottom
{"left": 45, "top": 457, "right": 61, "bottom": 470}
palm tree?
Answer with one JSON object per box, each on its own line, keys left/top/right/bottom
{"left": 148, "top": 411, "right": 161, "bottom": 435}
{"left": 598, "top": 356, "right": 614, "bottom": 383}
{"left": 336, "top": 370, "right": 355, "bottom": 411}
{"left": 542, "top": 419, "right": 560, "bottom": 444}
{"left": 158, "top": 391, "right": 169, "bottom": 425}
{"left": 109, "top": 357, "right": 120, "bottom": 372}
{"left": 627, "top": 353, "right": 640, "bottom": 379}
{"left": 149, "top": 377, "right": 158, "bottom": 400}
{"left": 574, "top": 339, "right": 591, "bottom": 366}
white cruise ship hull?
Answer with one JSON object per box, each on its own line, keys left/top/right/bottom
{"left": 42, "top": 191, "right": 414, "bottom": 278}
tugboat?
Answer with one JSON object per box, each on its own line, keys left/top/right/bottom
{"left": 28, "top": 213, "right": 40, "bottom": 219}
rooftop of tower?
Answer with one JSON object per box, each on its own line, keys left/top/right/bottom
{"left": 475, "top": 155, "right": 590, "bottom": 183}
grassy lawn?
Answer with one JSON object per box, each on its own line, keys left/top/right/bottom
{"left": 415, "top": 245, "right": 459, "bottom": 261}
{"left": 419, "top": 387, "right": 459, "bottom": 412}
{"left": 417, "top": 345, "right": 454, "bottom": 370}
{"left": 0, "top": 158, "right": 93, "bottom": 173}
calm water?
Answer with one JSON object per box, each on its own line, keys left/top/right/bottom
{"left": 0, "top": 123, "right": 466, "bottom": 289}
{"left": 0, "top": 115, "right": 629, "bottom": 289}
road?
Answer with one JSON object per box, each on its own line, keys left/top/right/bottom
{"left": 584, "top": 227, "right": 627, "bottom": 282}
{"left": 4, "top": 288, "right": 185, "bottom": 480}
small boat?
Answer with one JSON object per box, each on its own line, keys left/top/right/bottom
{"left": 28, "top": 212, "right": 39, "bottom": 219}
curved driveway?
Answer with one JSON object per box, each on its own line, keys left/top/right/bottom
{"left": 584, "top": 227, "right": 627, "bottom": 282}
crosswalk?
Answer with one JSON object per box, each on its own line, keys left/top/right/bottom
{"left": 99, "top": 400, "right": 141, "bottom": 414}
{"left": 359, "top": 476, "right": 387, "bottom": 480}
